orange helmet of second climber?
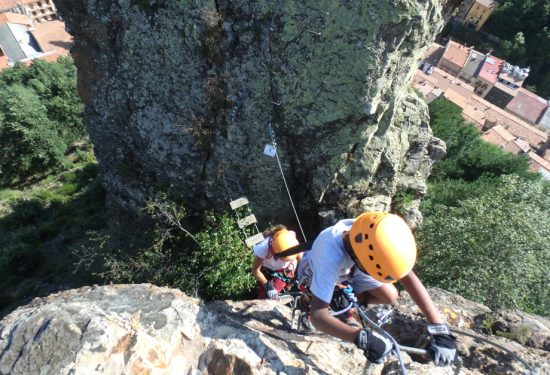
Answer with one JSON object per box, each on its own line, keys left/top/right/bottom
{"left": 271, "top": 229, "right": 300, "bottom": 261}
{"left": 348, "top": 212, "right": 417, "bottom": 283}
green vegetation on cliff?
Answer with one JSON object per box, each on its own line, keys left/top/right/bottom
{"left": 0, "top": 59, "right": 105, "bottom": 316}
{"left": 417, "top": 98, "right": 550, "bottom": 315}
{"left": 0, "top": 58, "right": 85, "bottom": 185}
{"left": 97, "top": 194, "right": 256, "bottom": 301}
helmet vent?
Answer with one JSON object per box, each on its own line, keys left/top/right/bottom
{"left": 370, "top": 223, "right": 374, "bottom": 228}
{"left": 385, "top": 276, "right": 395, "bottom": 281}
{"left": 364, "top": 234, "right": 369, "bottom": 239}
{"left": 368, "top": 244, "right": 374, "bottom": 250}
{"left": 354, "top": 233, "right": 363, "bottom": 243}
{"left": 369, "top": 255, "right": 374, "bottom": 261}
{"left": 377, "top": 272, "right": 383, "bottom": 276}
{"left": 376, "top": 264, "right": 381, "bottom": 269}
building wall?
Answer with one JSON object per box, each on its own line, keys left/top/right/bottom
{"left": 438, "top": 59, "right": 463, "bottom": 76}
{"left": 536, "top": 107, "right": 550, "bottom": 129}
{"left": 464, "top": 1, "right": 496, "bottom": 30}
{"left": 472, "top": 77, "right": 492, "bottom": 97}
{"left": 22, "top": 0, "right": 57, "bottom": 23}
{"left": 455, "top": 0, "right": 476, "bottom": 20}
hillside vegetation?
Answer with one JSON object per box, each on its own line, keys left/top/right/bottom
{"left": 416, "top": 99, "right": 550, "bottom": 316}
{"left": 0, "top": 59, "right": 105, "bottom": 315}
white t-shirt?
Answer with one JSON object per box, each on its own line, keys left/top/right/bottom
{"left": 298, "top": 219, "right": 381, "bottom": 303}
{"left": 253, "top": 237, "right": 296, "bottom": 271}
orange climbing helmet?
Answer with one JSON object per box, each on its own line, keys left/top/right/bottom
{"left": 348, "top": 212, "right": 417, "bottom": 283}
{"left": 271, "top": 229, "right": 300, "bottom": 261}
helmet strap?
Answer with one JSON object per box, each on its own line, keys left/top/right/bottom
{"left": 342, "top": 232, "right": 368, "bottom": 274}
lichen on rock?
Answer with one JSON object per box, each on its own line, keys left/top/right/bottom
{"left": 1, "top": 285, "right": 549, "bottom": 374}
{"left": 55, "top": 0, "right": 449, "bottom": 230}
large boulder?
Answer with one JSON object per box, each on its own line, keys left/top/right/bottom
{"left": 1, "top": 284, "right": 549, "bottom": 374}
{"left": 53, "top": 0, "right": 452, "bottom": 230}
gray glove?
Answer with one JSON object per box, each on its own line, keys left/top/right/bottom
{"left": 264, "top": 280, "right": 279, "bottom": 300}
{"left": 427, "top": 324, "right": 457, "bottom": 366}
{"left": 354, "top": 329, "right": 392, "bottom": 364}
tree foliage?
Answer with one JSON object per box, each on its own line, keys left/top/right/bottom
{"left": 418, "top": 98, "right": 549, "bottom": 315}
{"left": 417, "top": 176, "right": 550, "bottom": 315}
{"left": 428, "top": 98, "right": 532, "bottom": 182}
{"left": 0, "top": 57, "right": 84, "bottom": 185}
{"left": 483, "top": 0, "right": 550, "bottom": 97}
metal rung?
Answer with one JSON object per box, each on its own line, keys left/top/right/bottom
{"left": 245, "top": 232, "right": 265, "bottom": 248}
{"left": 238, "top": 214, "right": 257, "bottom": 229}
{"left": 229, "top": 197, "right": 249, "bottom": 210}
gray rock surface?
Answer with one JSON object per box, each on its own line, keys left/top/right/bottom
{"left": 53, "top": 0, "right": 451, "bottom": 229}
{"left": 1, "top": 284, "right": 548, "bottom": 374}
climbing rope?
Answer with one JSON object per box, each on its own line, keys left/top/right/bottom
{"left": 267, "top": 123, "right": 307, "bottom": 242}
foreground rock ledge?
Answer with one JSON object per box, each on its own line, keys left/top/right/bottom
{"left": 0, "top": 285, "right": 548, "bottom": 374}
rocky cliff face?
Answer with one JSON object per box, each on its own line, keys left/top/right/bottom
{"left": 53, "top": 0, "right": 449, "bottom": 229}
{"left": 0, "top": 284, "right": 548, "bottom": 374}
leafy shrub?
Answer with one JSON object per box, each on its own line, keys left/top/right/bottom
{"left": 193, "top": 213, "right": 256, "bottom": 300}
{"left": 99, "top": 195, "right": 255, "bottom": 301}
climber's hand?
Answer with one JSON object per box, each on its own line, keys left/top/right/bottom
{"left": 354, "top": 329, "right": 392, "bottom": 364}
{"left": 427, "top": 324, "right": 457, "bottom": 366}
{"left": 264, "top": 281, "right": 279, "bottom": 300}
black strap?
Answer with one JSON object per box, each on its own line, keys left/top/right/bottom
{"left": 276, "top": 241, "right": 311, "bottom": 258}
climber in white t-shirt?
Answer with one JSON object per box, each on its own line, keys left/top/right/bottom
{"left": 251, "top": 225, "right": 303, "bottom": 300}
{"left": 297, "top": 212, "right": 457, "bottom": 366}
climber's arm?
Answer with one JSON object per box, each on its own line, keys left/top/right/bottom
{"left": 251, "top": 256, "right": 268, "bottom": 286}
{"left": 310, "top": 294, "right": 361, "bottom": 342}
{"left": 400, "top": 271, "right": 444, "bottom": 324}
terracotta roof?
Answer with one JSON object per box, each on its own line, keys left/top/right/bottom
{"left": 478, "top": 55, "right": 504, "bottom": 84}
{"left": 506, "top": 88, "right": 549, "bottom": 124}
{"left": 491, "top": 125, "right": 515, "bottom": 142}
{"left": 503, "top": 141, "right": 525, "bottom": 155}
{"left": 412, "top": 61, "right": 549, "bottom": 151}
{"left": 473, "top": 95, "right": 548, "bottom": 149}
{"left": 482, "top": 127, "right": 508, "bottom": 147}
{"left": 482, "top": 126, "right": 532, "bottom": 155}
{"left": 441, "top": 40, "right": 470, "bottom": 69}
{"left": 527, "top": 150, "right": 550, "bottom": 174}
{"left": 0, "top": 11, "right": 32, "bottom": 26}
{"left": 423, "top": 43, "right": 445, "bottom": 66}
{"left": 444, "top": 87, "right": 471, "bottom": 108}
{"left": 0, "top": 0, "right": 18, "bottom": 9}
{"left": 31, "top": 20, "right": 72, "bottom": 56}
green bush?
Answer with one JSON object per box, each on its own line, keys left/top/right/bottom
{"left": 193, "top": 213, "right": 256, "bottom": 300}
{"left": 417, "top": 175, "right": 550, "bottom": 315}
{"left": 99, "top": 195, "right": 255, "bottom": 301}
